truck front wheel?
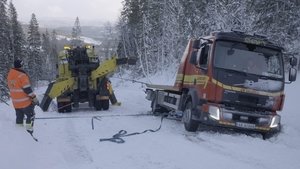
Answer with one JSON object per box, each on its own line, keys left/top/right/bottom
{"left": 262, "top": 124, "right": 281, "bottom": 140}
{"left": 183, "top": 101, "right": 199, "bottom": 132}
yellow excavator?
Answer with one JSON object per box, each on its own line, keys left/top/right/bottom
{"left": 40, "top": 45, "right": 136, "bottom": 113}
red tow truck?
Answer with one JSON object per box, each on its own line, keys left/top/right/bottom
{"left": 146, "top": 31, "right": 297, "bottom": 139}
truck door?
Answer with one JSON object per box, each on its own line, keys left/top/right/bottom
{"left": 188, "top": 42, "right": 211, "bottom": 106}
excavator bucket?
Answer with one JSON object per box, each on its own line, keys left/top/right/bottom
{"left": 40, "top": 82, "right": 55, "bottom": 112}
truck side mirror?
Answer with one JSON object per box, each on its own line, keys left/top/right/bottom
{"left": 190, "top": 39, "right": 201, "bottom": 65}
{"left": 190, "top": 48, "right": 204, "bottom": 66}
{"left": 189, "top": 45, "right": 209, "bottom": 68}
{"left": 289, "top": 67, "right": 297, "bottom": 82}
{"left": 190, "top": 50, "right": 198, "bottom": 65}
{"left": 193, "top": 40, "right": 200, "bottom": 49}
{"left": 199, "top": 45, "right": 209, "bottom": 66}
{"left": 290, "top": 57, "right": 298, "bottom": 67}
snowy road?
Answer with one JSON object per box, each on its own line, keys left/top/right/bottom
{"left": 1, "top": 75, "right": 300, "bottom": 169}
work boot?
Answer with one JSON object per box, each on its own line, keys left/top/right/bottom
{"left": 15, "top": 123, "right": 23, "bottom": 128}
{"left": 25, "top": 123, "right": 33, "bottom": 133}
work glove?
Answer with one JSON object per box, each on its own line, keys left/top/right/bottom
{"left": 32, "top": 96, "right": 40, "bottom": 106}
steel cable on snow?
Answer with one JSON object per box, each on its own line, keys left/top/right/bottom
{"left": 34, "top": 112, "right": 172, "bottom": 144}
{"left": 98, "top": 113, "right": 167, "bottom": 144}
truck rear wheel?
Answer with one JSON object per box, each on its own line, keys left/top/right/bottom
{"left": 183, "top": 101, "right": 199, "bottom": 132}
{"left": 57, "top": 101, "right": 72, "bottom": 113}
{"left": 101, "top": 100, "right": 109, "bottom": 110}
{"left": 94, "top": 99, "right": 109, "bottom": 110}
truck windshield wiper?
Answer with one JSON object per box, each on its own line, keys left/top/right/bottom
{"left": 259, "top": 75, "right": 281, "bottom": 81}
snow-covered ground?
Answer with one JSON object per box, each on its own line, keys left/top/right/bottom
{"left": 1, "top": 72, "right": 300, "bottom": 169}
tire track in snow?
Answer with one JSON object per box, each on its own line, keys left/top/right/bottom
{"left": 62, "top": 119, "right": 95, "bottom": 169}
{"left": 184, "top": 134, "right": 270, "bottom": 169}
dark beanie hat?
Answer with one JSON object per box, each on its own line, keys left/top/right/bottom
{"left": 14, "top": 59, "right": 23, "bottom": 68}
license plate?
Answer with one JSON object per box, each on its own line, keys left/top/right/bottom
{"left": 236, "top": 122, "right": 256, "bottom": 129}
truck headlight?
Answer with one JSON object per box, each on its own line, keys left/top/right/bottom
{"left": 270, "top": 115, "right": 280, "bottom": 128}
{"left": 209, "top": 106, "right": 220, "bottom": 120}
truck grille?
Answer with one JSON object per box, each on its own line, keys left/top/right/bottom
{"left": 222, "top": 109, "right": 271, "bottom": 126}
{"left": 232, "top": 114, "right": 257, "bottom": 123}
{"left": 238, "top": 94, "right": 258, "bottom": 104}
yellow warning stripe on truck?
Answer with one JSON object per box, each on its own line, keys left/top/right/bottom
{"left": 176, "top": 74, "right": 283, "bottom": 97}
{"left": 211, "top": 78, "right": 283, "bottom": 97}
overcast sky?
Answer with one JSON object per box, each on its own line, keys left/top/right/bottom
{"left": 12, "top": 0, "right": 123, "bottom": 24}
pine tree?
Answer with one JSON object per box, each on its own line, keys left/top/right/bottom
{"left": 100, "top": 22, "right": 119, "bottom": 59}
{"left": 0, "top": 0, "right": 11, "bottom": 71}
{"left": 71, "top": 16, "right": 83, "bottom": 46}
{"left": 0, "top": 0, "right": 11, "bottom": 100}
{"left": 8, "top": 1, "right": 26, "bottom": 62}
{"left": 118, "top": 0, "right": 148, "bottom": 77}
{"left": 41, "top": 29, "right": 51, "bottom": 80}
{"left": 49, "top": 30, "right": 58, "bottom": 80}
{"left": 253, "top": 0, "right": 300, "bottom": 49}
{"left": 27, "top": 13, "right": 41, "bottom": 86}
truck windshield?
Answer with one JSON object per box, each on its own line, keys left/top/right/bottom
{"left": 214, "top": 41, "right": 284, "bottom": 79}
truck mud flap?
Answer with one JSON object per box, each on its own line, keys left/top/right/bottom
{"left": 40, "top": 82, "right": 55, "bottom": 112}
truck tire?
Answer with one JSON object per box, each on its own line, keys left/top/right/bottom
{"left": 57, "top": 102, "right": 64, "bottom": 113}
{"left": 57, "top": 101, "right": 72, "bottom": 113}
{"left": 101, "top": 99, "right": 109, "bottom": 110}
{"left": 262, "top": 124, "right": 281, "bottom": 140}
{"left": 94, "top": 100, "right": 102, "bottom": 111}
{"left": 65, "top": 102, "right": 72, "bottom": 112}
{"left": 183, "top": 101, "right": 199, "bottom": 132}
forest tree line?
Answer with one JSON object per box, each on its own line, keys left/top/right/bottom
{"left": 0, "top": 0, "right": 58, "bottom": 93}
{"left": 0, "top": 0, "right": 86, "bottom": 100}
{"left": 117, "top": 0, "right": 300, "bottom": 77}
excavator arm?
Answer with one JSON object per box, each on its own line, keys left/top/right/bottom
{"left": 91, "top": 57, "right": 118, "bottom": 80}
{"left": 91, "top": 57, "right": 136, "bottom": 80}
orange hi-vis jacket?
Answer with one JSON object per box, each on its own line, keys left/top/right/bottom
{"left": 7, "top": 68, "right": 35, "bottom": 109}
